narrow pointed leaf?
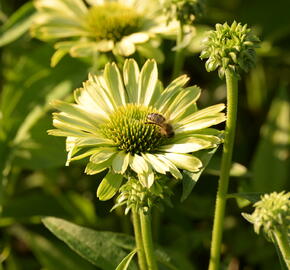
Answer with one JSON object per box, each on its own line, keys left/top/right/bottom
{"left": 115, "top": 249, "right": 137, "bottom": 270}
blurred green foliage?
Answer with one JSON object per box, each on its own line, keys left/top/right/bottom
{"left": 0, "top": 0, "right": 289, "bottom": 269}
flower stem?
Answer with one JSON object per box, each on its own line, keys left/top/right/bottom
{"left": 172, "top": 22, "right": 185, "bottom": 79}
{"left": 274, "top": 227, "right": 290, "bottom": 269}
{"left": 132, "top": 209, "right": 147, "bottom": 270}
{"left": 140, "top": 210, "right": 158, "bottom": 270}
{"left": 208, "top": 70, "right": 238, "bottom": 270}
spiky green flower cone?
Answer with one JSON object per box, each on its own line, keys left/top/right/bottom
{"left": 163, "top": 0, "right": 204, "bottom": 25}
{"left": 49, "top": 59, "right": 225, "bottom": 200}
{"left": 112, "top": 176, "right": 173, "bottom": 215}
{"left": 200, "top": 21, "right": 260, "bottom": 79}
{"left": 32, "top": 0, "right": 179, "bottom": 66}
{"left": 243, "top": 192, "right": 290, "bottom": 268}
{"left": 243, "top": 192, "right": 290, "bottom": 242}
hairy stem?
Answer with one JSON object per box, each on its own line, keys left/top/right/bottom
{"left": 140, "top": 210, "right": 158, "bottom": 270}
{"left": 208, "top": 70, "right": 238, "bottom": 270}
{"left": 172, "top": 22, "right": 185, "bottom": 79}
{"left": 274, "top": 227, "right": 290, "bottom": 269}
{"left": 132, "top": 209, "right": 147, "bottom": 270}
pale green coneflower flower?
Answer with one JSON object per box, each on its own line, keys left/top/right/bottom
{"left": 49, "top": 59, "right": 225, "bottom": 200}
{"left": 31, "top": 0, "right": 178, "bottom": 66}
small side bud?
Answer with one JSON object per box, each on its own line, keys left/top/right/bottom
{"left": 112, "top": 176, "right": 173, "bottom": 214}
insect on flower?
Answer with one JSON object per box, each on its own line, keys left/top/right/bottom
{"left": 146, "top": 113, "right": 175, "bottom": 138}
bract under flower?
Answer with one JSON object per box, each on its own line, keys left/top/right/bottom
{"left": 49, "top": 59, "right": 225, "bottom": 200}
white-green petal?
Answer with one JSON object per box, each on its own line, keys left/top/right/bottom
{"left": 51, "top": 100, "right": 102, "bottom": 126}
{"left": 130, "top": 154, "right": 148, "bottom": 174}
{"left": 124, "top": 33, "right": 149, "bottom": 44}
{"left": 114, "top": 39, "right": 136, "bottom": 56}
{"left": 36, "top": 0, "right": 87, "bottom": 17}
{"left": 156, "top": 154, "right": 182, "bottom": 179}
{"left": 76, "top": 82, "right": 112, "bottom": 116}
{"left": 142, "top": 153, "right": 169, "bottom": 174}
{"left": 178, "top": 104, "right": 226, "bottom": 126}
{"left": 88, "top": 74, "right": 118, "bottom": 111}
{"left": 53, "top": 113, "right": 98, "bottom": 134}
{"left": 52, "top": 119, "right": 93, "bottom": 137}
{"left": 90, "top": 147, "right": 116, "bottom": 164}
{"left": 160, "top": 134, "right": 221, "bottom": 153}
{"left": 164, "top": 75, "right": 190, "bottom": 92}
{"left": 163, "top": 153, "right": 202, "bottom": 172}
{"left": 34, "top": 26, "right": 88, "bottom": 39}
{"left": 159, "top": 141, "right": 212, "bottom": 153}
{"left": 167, "top": 86, "right": 201, "bottom": 121}
{"left": 34, "top": 14, "right": 82, "bottom": 28}
{"left": 75, "top": 137, "right": 113, "bottom": 147}
{"left": 176, "top": 114, "right": 226, "bottom": 132}
{"left": 94, "top": 40, "right": 114, "bottom": 52}
{"left": 123, "top": 59, "right": 140, "bottom": 103}
{"left": 65, "top": 136, "right": 77, "bottom": 165}
{"left": 137, "top": 59, "right": 158, "bottom": 105}
{"left": 156, "top": 76, "right": 190, "bottom": 114}
{"left": 69, "top": 148, "right": 100, "bottom": 162}
{"left": 112, "top": 151, "right": 130, "bottom": 174}
{"left": 104, "top": 63, "right": 127, "bottom": 106}
{"left": 85, "top": 161, "right": 110, "bottom": 175}
{"left": 47, "top": 129, "right": 88, "bottom": 137}
{"left": 54, "top": 0, "right": 87, "bottom": 16}
{"left": 138, "top": 171, "right": 155, "bottom": 188}
{"left": 97, "top": 171, "right": 123, "bottom": 201}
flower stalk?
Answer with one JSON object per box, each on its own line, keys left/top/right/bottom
{"left": 140, "top": 210, "right": 159, "bottom": 270}
{"left": 208, "top": 70, "right": 238, "bottom": 270}
{"left": 132, "top": 209, "right": 147, "bottom": 270}
{"left": 172, "top": 22, "right": 185, "bottom": 79}
{"left": 200, "top": 22, "right": 260, "bottom": 270}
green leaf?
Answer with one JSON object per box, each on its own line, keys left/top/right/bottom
{"left": 42, "top": 217, "right": 137, "bottom": 270}
{"left": 10, "top": 226, "right": 94, "bottom": 270}
{"left": 115, "top": 250, "right": 137, "bottom": 270}
{"left": 1, "top": 44, "right": 88, "bottom": 171}
{"left": 181, "top": 148, "right": 218, "bottom": 202}
{"left": 97, "top": 171, "right": 123, "bottom": 201}
{"left": 0, "top": 2, "right": 36, "bottom": 47}
{"left": 251, "top": 85, "right": 290, "bottom": 192}
{"left": 13, "top": 115, "right": 67, "bottom": 169}
{"left": 227, "top": 192, "right": 264, "bottom": 203}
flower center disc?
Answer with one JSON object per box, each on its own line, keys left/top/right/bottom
{"left": 86, "top": 3, "right": 142, "bottom": 41}
{"left": 100, "top": 104, "right": 165, "bottom": 154}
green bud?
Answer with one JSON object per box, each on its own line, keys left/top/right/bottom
{"left": 163, "top": 0, "right": 204, "bottom": 25}
{"left": 200, "top": 21, "right": 260, "bottom": 79}
{"left": 112, "top": 176, "right": 173, "bottom": 214}
{"left": 242, "top": 191, "right": 290, "bottom": 242}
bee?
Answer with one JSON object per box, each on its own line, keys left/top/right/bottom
{"left": 146, "top": 113, "right": 174, "bottom": 138}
